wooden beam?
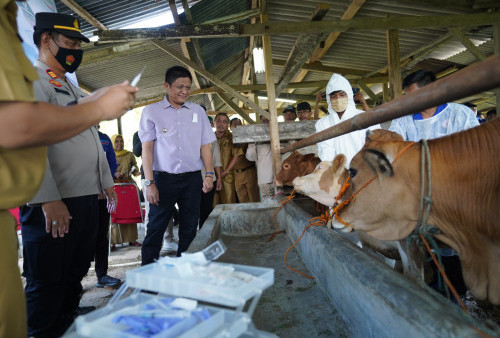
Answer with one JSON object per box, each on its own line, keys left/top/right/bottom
{"left": 82, "top": 41, "right": 157, "bottom": 65}
{"left": 180, "top": 0, "right": 215, "bottom": 110}
{"left": 96, "top": 12, "right": 500, "bottom": 42}
{"left": 217, "top": 93, "right": 256, "bottom": 124}
{"left": 357, "top": 81, "right": 379, "bottom": 102}
{"left": 255, "top": 91, "right": 316, "bottom": 102}
{"left": 275, "top": 4, "right": 330, "bottom": 97}
{"left": 367, "top": 31, "right": 455, "bottom": 77}
{"left": 449, "top": 26, "right": 486, "bottom": 61}
{"left": 232, "top": 120, "right": 317, "bottom": 143}
{"left": 169, "top": 0, "right": 201, "bottom": 90}
{"left": 273, "top": 59, "right": 367, "bottom": 76}
{"left": 241, "top": 0, "right": 258, "bottom": 86}
{"left": 386, "top": 28, "right": 402, "bottom": 99}
{"left": 151, "top": 39, "right": 270, "bottom": 119}
{"left": 291, "top": 0, "right": 365, "bottom": 92}
{"left": 60, "top": 0, "right": 107, "bottom": 30}
{"left": 201, "top": 8, "right": 261, "bottom": 25}
{"left": 261, "top": 1, "right": 281, "bottom": 176}
{"left": 397, "top": 0, "right": 499, "bottom": 11}
{"left": 494, "top": 23, "right": 500, "bottom": 113}
{"left": 310, "top": 0, "right": 365, "bottom": 63}
{"left": 190, "top": 76, "right": 388, "bottom": 94}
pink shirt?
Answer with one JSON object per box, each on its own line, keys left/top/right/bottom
{"left": 139, "top": 96, "right": 215, "bottom": 174}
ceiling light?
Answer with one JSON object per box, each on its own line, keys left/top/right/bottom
{"left": 258, "top": 96, "right": 296, "bottom": 103}
{"left": 253, "top": 47, "right": 265, "bottom": 73}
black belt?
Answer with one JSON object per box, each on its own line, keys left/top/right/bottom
{"left": 234, "top": 164, "right": 255, "bottom": 173}
{"left": 154, "top": 170, "right": 200, "bottom": 176}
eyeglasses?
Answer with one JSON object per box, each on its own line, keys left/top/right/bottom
{"left": 174, "top": 85, "right": 191, "bottom": 91}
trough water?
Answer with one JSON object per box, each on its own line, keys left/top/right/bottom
{"left": 189, "top": 199, "right": 500, "bottom": 338}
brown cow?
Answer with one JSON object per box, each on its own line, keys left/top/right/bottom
{"left": 300, "top": 120, "right": 500, "bottom": 304}
{"left": 275, "top": 151, "right": 329, "bottom": 216}
{"left": 293, "top": 158, "right": 427, "bottom": 280}
{"left": 274, "top": 151, "right": 320, "bottom": 187}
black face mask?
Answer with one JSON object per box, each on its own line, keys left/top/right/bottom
{"left": 51, "top": 39, "right": 83, "bottom": 73}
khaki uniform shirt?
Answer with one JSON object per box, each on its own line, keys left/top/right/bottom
{"left": 217, "top": 130, "right": 238, "bottom": 185}
{"left": 0, "top": 0, "right": 46, "bottom": 211}
{"left": 29, "top": 61, "right": 113, "bottom": 204}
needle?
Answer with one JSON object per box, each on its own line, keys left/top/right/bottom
{"left": 131, "top": 66, "right": 146, "bottom": 86}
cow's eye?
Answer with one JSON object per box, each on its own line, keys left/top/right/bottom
{"left": 283, "top": 164, "right": 290, "bottom": 169}
{"left": 349, "top": 168, "right": 357, "bottom": 178}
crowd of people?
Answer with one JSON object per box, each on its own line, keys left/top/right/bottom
{"left": 1, "top": 3, "right": 498, "bottom": 337}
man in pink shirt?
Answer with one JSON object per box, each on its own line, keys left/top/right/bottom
{"left": 139, "top": 66, "right": 215, "bottom": 264}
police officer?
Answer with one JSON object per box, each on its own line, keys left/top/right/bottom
{"left": 0, "top": 2, "right": 137, "bottom": 336}
{"left": 18, "top": 12, "right": 124, "bottom": 337}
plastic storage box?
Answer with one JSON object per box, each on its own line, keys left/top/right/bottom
{"left": 126, "top": 262, "right": 274, "bottom": 308}
{"left": 75, "top": 293, "right": 250, "bottom": 337}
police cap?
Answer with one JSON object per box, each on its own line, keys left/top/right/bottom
{"left": 34, "top": 12, "right": 90, "bottom": 43}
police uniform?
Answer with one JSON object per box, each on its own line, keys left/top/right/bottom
{"left": 19, "top": 13, "right": 113, "bottom": 337}
{"left": 0, "top": 1, "right": 46, "bottom": 336}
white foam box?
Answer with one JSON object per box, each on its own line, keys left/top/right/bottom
{"left": 75, "top": 293, "right": 250, "bottom": 338}
{"left": 126, "top": 262, "right": 274, "bottom": 307}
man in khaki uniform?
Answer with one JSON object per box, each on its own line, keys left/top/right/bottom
{"left": 229, "top": 122, "right": 259, "bottom": 203}
{"left": 213, "top": 113, "right": 238, "bottom": 205}
{"left": 0, "top": 2, "right": 137, "bottom": 336}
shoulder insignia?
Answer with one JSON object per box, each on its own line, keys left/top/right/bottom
{"left": 49, "top": 79, "right": 63, "bottom": 88}
{"left": 54, "top": 88, "right": 70, "bottom": 95}
{"left": 46, "top": 69, "right": 58, "bottom": 79}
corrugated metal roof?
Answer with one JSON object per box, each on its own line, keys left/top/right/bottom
{"left": 53, "top": 0, "right": 498, "bottom": 113}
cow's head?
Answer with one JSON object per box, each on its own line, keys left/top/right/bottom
{"left": 333, "top": 129, "right": 420, "bottom": 241}
{"left": 293, "top": 155, "right": 347, "bottom": 206}
{"left": 274, "top": 151, "right": 321, "bottom": 186}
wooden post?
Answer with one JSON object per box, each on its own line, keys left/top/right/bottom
{"left": 382, "top": 82, "right": 389, "bottom": 103}
{"left": 261, "top": 0, "right": 281, "bottom": 175}
{"left": 117, "top": 116, "right": 122, "bottom": 135}
{"left": 494, "top": 24, "right": 500, "bottom": 114}
{"left": 386, "top": 28, "right": 402, "bottom": 99}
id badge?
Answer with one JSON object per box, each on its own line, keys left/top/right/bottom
{"left": 192, "top": 113, "right": 198, "bottom": 123}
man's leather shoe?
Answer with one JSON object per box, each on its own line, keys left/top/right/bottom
{"left": 75, "top": 306, "right": 96, "bottom": 316}
{"left": 96, "top": 275, "right": 121, "bottom": 288}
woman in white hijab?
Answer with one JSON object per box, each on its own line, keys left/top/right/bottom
{"left": 315, "top": 73, "right": 380, "bottom": 165}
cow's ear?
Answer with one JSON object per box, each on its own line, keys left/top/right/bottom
{"left": 332, "top": 154, "right": 347, "bottom": 176}
{"left": 363, "top": 149, "right": 393, "bottom": 177}
{"left": 365, "top": 130, "right": 374, "bottom": 142}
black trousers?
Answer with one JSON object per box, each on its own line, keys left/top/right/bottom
{"left": 20, "top": 195, "right": 98, "bottom": 338}
{"left": 142, "top": 171, "right": 202, "bottom": 265}
{"left": 199, "top": 187, "right": 215, "bottom": 229}
{"left": 94, "top": 199, "right": 110, "bottom": 278}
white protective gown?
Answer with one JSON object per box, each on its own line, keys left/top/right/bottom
{"left": 389, "top": 102, "right": 479, "bottom": 141}
{"left": 315, "top": 73, "right": 380, "bottom": 165}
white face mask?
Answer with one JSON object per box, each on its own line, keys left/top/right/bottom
{"left": 331, "top": 97, "right": 349, "bottom": 113}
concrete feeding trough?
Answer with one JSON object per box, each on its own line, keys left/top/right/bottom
{"left": 189, "top": 200, "right": 498, "bottom": 337}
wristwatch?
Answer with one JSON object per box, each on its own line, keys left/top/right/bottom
{"left": 144, "top": 179, "right": 155, "bottom": 187}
